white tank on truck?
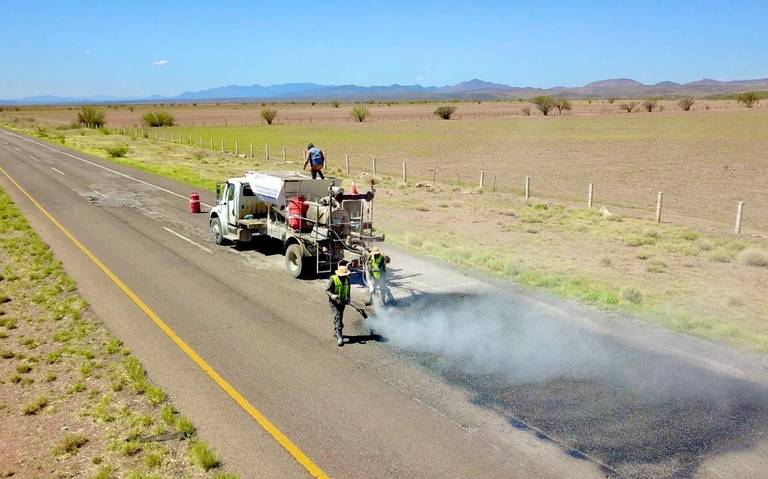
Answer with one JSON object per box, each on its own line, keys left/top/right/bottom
{"left": 209, "top": 171, "right": 384, "bottom": 279}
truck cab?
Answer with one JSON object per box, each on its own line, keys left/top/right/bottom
{"left": 210, "top": 178, "right": 269, "bottom": 244}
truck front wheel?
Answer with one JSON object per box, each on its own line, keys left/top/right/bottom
{"left": 285, "top": 244, "right": 307, "bottom": 278}
{"left": 211, "top": 218, "right": 225, "bottom": 245}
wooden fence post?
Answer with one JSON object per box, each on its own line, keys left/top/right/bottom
{"left": 235, "top": 140, "right": 239, "bottom": 155}
{"left": 479, "top": 170, "right": 485, "bottom": 191}
{"left": 189, "top": 135, "right": 192, "bottom": 145}
{"left": 220, "top": 139, "right": 224, "bottom": 152}
{"left": 199, "top": 137, "right": 203, "bottom": 148}
{"left": 209, "top": 138, "right": 213, "bottom": 150}
{"left": 525, "top": 176, "right": 530, "bottom": 199}
{"left": 250, "top": 143, "right": 254, "bottom": 158}
{"left": 735, "top": 201, "right": 744, "bottom": 235}
{"left": 345, "top": 155, "right": 350, "bottom": 175}
{"left": 655, "top": 192, "right": 663, "bottom": 223}
{"left": 282, "top": 147, "right": 286, "bottom": 164}
{"left": 265, "top": 145, "right": 270, "bottom": 161}
{"left": 402, "top": 161, "right": 407, "bottom": 183}
{"left": 492, "top": 175, "right": 496, "bottom": 192}
{"left": 372, "top": 157, "right": 377, "bottom": 177}
{"left": 588, "top": 183, "right": 594, "bottom": 208}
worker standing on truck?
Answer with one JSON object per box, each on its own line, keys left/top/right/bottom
{"left": 326, "top": 264, "right": 351, "bottom": 346}
{"left": 303, "top": 143, "right": 325, "bottom": 179}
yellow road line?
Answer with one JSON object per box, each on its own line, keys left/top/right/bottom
{"left": 0, "top": 164, "right": 329, "bottom": 479}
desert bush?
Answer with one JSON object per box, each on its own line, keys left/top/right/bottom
{"left": 622, "top": 287, "right": 643, "bottom": 304}
{"left": 35, "top": 126, "right": 49, "bottom": 137}
{"left": 261, "top": 108, "right": 278, "bottom": 125}
{"left": 607, "top": 97, "right": 617, "bottom": 104}
{"left": 142, "top": 111, "right": 175, "bottom": 127}
{"left": 678, "top": 97, "right": 695, "bottom": 111}
{"left": 104, "top": 145, "right": 129, "bottom": 158}
{"left": 619, "top": 102, "right": 637, "bottom": 113}
{"left": 553, "top": 98, "right": 572, "bottom": 115}
{"left": 77, "top": 106, "right": 106, "bottom": 128}
{"left": 737, "top": 248, "right": 768, "bottom": 267}
{"left": 351, "top": 106, "right": 370, "bottom": 122}
{"left": 434, "top": 105, "right": 457, "bottom": 119}
{"left": 332, "top": 100, "right": 341, "bottom": 108}
{"left": 531, "top": 96, "right": 555, "bottom": 116}
{"left": 520, "top": 107, "right": 531, "bottom": 116}
{"left": 642, "top": 99, "right": 658, "bottom": 112}
{"left": 709, "top": 248, "right": 735, "bottom": 263}
{"left": 737, "top": 92, "right": 759, "bottom": 108}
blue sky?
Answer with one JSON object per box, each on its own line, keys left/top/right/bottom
{"left": 1, "top": 0, "right": 766, "bottom": 99}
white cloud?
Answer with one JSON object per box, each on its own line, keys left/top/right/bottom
{"left": 152, "top": 59, "right": 169, "bottom": 66}
{"left": 415, "top": 76, "right": 425, "bottom": 81}
{"left": 84, "top": 50, "right": 91, "bottom": 55}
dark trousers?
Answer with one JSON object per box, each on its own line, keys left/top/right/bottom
{"left": 311, "top": 169, "right": 325, "bottom": 179}
{"left": 330, "top": 301, "right": 345, "bottom": 335}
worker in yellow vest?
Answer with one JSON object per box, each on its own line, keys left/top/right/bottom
{"left": 326, "top": 264, "right": 351, "bottom": 346}
{"left": 367, "top": 246, "right": 392, "bottom": 305}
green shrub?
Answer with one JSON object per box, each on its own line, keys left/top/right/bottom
{"left": 622, "top": 288, "right": 643, "bottom": 304}
{"left": 642, "top": 99, "right": 658, "bottom": 112}
{"left": 77, "top": 106, "right": 106, "bottom": 128}
{"left": 142, "top": 111, "right": 175, "bottom": 127}
{"left": 680, "top": 230, "right": 699, "bottom": 241}
{"left": 434, "top": 105, "right": 457, "bottom": 119}
{"left": 189, "top": 441, "right": 220, "bottom": 470}
{"left": 175, "top": 415, "right": 196, "bottom": 436}
{"left": 23, "top": 395, "right": 49, "bottom": 415}
{"left": 709, "top": 248, "right": 734, "bottom": 263}
{"left": 332, "top": 100, "right": 341, "bottom": 108}
{"left": 625, "top": 234, "right": 655, "bottom": 247}
{"left": 53, "top": 433, "right": 88, "bottom": 455}
{"left": 351, "top": 106, "right": 370, "bottom": 122}
{"left": 531, "top": 96, "right": 555, "bottom": 116}
{"left": 678, "top": 97, "right": 695, "bottom": 111}
{"left": 737, "top": 92, "right": 760, "bottom": 108}
{"left": 261, "top": 108, "right": 278, "bottom": 125}
{"left": 553, "top": 98, "right": 572, "bottom": 115}
{"left": 104, "top": 145, "right": 129, "bottom": 158}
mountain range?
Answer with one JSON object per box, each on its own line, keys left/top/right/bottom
{"left": 3, "top": 77, "right": 767, "bottom": 105}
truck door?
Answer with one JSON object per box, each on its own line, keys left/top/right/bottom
{"left": 223, "top": 182, "right": 236, "bottom": 228}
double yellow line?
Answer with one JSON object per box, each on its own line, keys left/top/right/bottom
{"left": 0, "top": 164, "right": 329, "bottom": 478}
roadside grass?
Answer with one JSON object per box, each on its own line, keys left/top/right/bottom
{"left": 4, "top": 121, "right": 768, "bottom": 353}
{"left": 0, "top": 186, "right": 237, "bottom": 477}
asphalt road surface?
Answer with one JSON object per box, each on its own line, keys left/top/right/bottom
{"left": 2, "top": 128, "right": 768, "bottom": 479}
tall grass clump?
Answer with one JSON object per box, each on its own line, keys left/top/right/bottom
{"left": 104, "top": 145, "right": 129, "bottom": 158}
{"left": 351, "top": 106, "right": 370, "bottom": 122}
{"left": 737, "top": 248, "right": 768, "bottom": 267}
{"left": 434, "top": 105, "right": 457, "bottom": 119}
{"left": 142, "top": 111, "right": 175, "bottom": 127}
{"left": 189, "top": 441, "right": 220, "bottom": 470}
{"left": 261, "top": 108, "right": 278, "bottom": 125}
{"left": 77, "top": 106, "right": 106, "bottom": 128}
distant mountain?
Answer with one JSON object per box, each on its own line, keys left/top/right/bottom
{"left": 3, "top": 77, "right": 768, "bottom": 105}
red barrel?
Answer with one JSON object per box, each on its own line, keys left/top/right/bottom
{"left": 288, "top": 195, "right": 309, "bottom": 230}
{"left": 189, "top": 192, "right": 201, "bottom": 213}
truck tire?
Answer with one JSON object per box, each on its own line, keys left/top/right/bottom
{"left": 285, "top": 244, "right": 305, "bottom": 278}
{"left": 211, "top": 218, "right": 225, "bottom": 245}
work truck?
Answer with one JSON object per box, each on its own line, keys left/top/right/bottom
{"left": 209, "top": 171, "right": 385, "bottom": 280}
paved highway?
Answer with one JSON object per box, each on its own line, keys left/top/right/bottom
{"left": 2, "top": 128, "right": 767, "bottom": 479}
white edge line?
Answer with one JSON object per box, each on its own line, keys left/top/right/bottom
{"left": 1, "top": 129, "right": 213, "bottom": 208}
{"left": 29, "top": 155, "right": 40, "bottom": 162}
{"left": 162, "top": 226, "right": 213, "bottom": 254}
{"left": 51, "top": 167, "right": 65, "bottom": 175}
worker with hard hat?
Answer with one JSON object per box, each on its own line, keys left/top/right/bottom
{"left": 326, "top": 264, "right": 351, "bottom": 346}
{"left": 368, "top": 246, "right": 392, "bottom": 305}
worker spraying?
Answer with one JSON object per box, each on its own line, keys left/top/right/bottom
{"left": 326, "top": 264, "right": 351, "bottom": 346}
{"left": 366, "top": 246, "right": 394, "bottom": 306}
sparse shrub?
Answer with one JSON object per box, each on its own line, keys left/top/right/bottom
{"left": 646, "top": 258, "right": 667, "bottom": 273}
{"left": 434, "top": 105, "right": 457, "bottom": 120}
{"left": 553, "top": 98, "right": 572, "bottom": 115}
{"left": 189, "top": 441, "right": 220, "bottom": 470}
{"left": 261, "top": 108, "right": 278, "bottom": 125}
{"left": 622, "top": 288, "right": 643, "bottom": 304}
{"left": 625, "top": 234, "right": 655, "bottom": 247}
{"left": 53, "top": 433, "right": 88, "bottom": 455}
{"left": 607, "top": 97, "right": 617, "bottom": 104}
{"left": 99, "top": 127, "right": 111, "bottom": 135}
{"left": 709, "top": 248, "right": 734, "bottom": 263}
{"left": 351, "top": 106, "right": 370, "bottom": 122}
{"left": 23, "top": 395, "right": 48, "bottom": 415}
{"left": 531, "top": 96, "right": 555, "bottom": 116}
{"left": 520, "top": 107, "right": 531, "bottom": 116}
{"left": 35, "top": 126, "right": 49, "bottom": 137}
{"left": 600, "top": 257, "right": 612, "bottom": 267}
{"left": 737, "top": 248, "right": 768, "bottom": 267}
{"left": 678, "top": 97, "right": 695, "bottom": 111}
{"left": 332, "top": 100, "right": 341, "bottom": 108}
{"left": 696, "top": 239, "right": 713, "bottom": 251}
{"left": 77, "top": 106, "right": 106, "bottom": 128}
{"left": 175, "top": 416, "right": 196, "bottom": 436}
{"left": 104, "top": 145, "right": 129, "bottom": 158}
{"left": 142, "top": 111, "right": 175, "bottom": 127}
{"left": 619, "top": 102, "right": 637, "bottom": 113}
{"left": 737, "top": 92, "right": 759, "bottom": 108}
{"left": 642, "top": 99, "right": 658, "bottom": 112}
{"left": 680, "top": 230, "right": 698, "bottom": 241}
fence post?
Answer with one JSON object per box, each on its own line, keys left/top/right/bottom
{"left": 479, "top": 170, "right": 485, "bottom": 191}
{"left": 492, "top": 175, "right": 497, "bottom": 192}
{"left": 525, "top": 176, "right": 530, "bottom": 199}
{"left": 250, "top": 143, "right": 254, "bottom": 158}
{"left": 209, "top": 138, "right": 213, "bottom": 150}
{"left": 189, "top": 135, "right": 192, "bottom": 145}
{"left": 235, "top": 140, "right": 239, "bottom": 155}
{"left": 220, "top": 139, "right": 224, "bottom": 152}
{"left": 655, "top": 192, "right": 663, "bottom": 223}
{"left": 402, "top": 161, "right": 407, "bottom": 183}
{"left": 372, "top": 157, "right": 377, "bottom": 177}
{"left": 735, "top": 201, "right": 744, "bottom": 235}
{"left": 282, "top": 147, "right": 286, "bottom": 164}
{"left": 457, "top": 173, "right": 462, "bottom": 190}
{"left": 432, "top": 166, "right": 437, "bottom": 186}
{"left": 345, "top": 154, "right": 350, "bottom": 175}
{"left": 265, "top": 145, "right": 270, "bottom": 161}
{"left": 588, "top": 183, "right": 594, "bottom": 208}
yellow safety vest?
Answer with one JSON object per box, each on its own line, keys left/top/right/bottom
{"left": 370, "top": 254, "right": 385, "bottom": 280}
{"left": 332, "top": 275, "right": 350, "bottom": 302}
